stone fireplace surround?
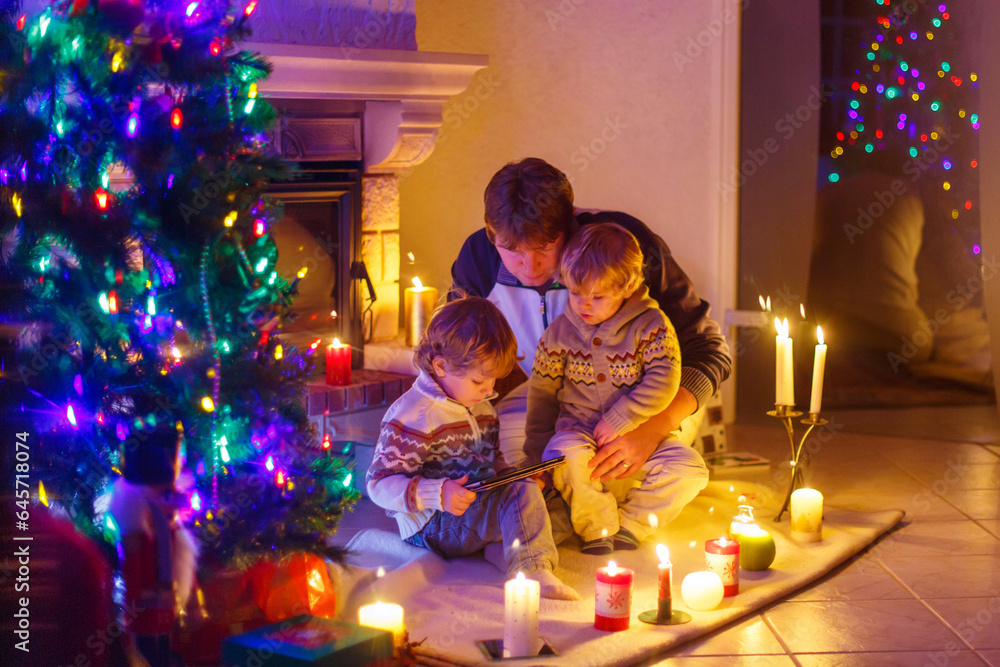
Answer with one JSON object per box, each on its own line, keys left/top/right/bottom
{"left": 251, "top": 42, "right": 488, "bottom": 479}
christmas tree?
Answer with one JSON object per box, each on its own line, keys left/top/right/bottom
{"left": 0, "top": 0, "right": 357, "bottom": 570}
{"left": 823, "top": 0, "right": 981, "bottom": 300}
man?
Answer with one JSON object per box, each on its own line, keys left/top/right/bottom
{"left": 449, "top": 158, "right": 731, "bottom": 537}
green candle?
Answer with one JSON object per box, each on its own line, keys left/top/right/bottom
{"left": 735, "top": 524, "right": 776, "bottom": 571}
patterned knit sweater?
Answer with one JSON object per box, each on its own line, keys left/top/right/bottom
{"left": 366, "top": 371, "right": 505, "bottom": 539}
{"left": 524, "top": 285, "right": 681, "bottom": 463}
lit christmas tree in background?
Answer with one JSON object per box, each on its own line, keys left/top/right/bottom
{"left": 1, "top": 0, "right": 357, "bottom": 570}
{"left": 823, "top": 0, "right": 981, "bottom": 298}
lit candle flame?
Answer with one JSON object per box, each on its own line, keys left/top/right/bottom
{"left": 512, "top": 538, "right": 521, "bottom": 550}
{"left": 817, "top": 326, "right": 825, "bottom": 345}
{"left": 774, "top": 316, "right": 782, "bottom": 335}
{"left": 407, "top": 252, "right": 415, "bottom": 262}
{"left": 766, "top": 296, "right": 772, "bottom": 311}
{"left": 377, "top": 567, "right": 385, "bottom": 578}
{"left": 718, "top": 536, "right": 729, "bottom": 547}
{"left": 656, "top": 544, "right": 671, "bottom": 566}
{"left": 515, "top": 571, "right": 526, "bottom": 582}
{"left": 648, "top": 513, "right": 659, "bottom": 529}
{"left": 412, "top": 276, "right": 424, "bottom": 290}
{"left": 332, "top": 337, "right": 341, "bottom": 347}
{"left": 607, "top": 561, "right": 618, "bottom": 575}
{"left": 758, "top": 294, "right": 766, "bottom": 310}
{"left": 800, "top": 303, "right": 806, "bottom": 319}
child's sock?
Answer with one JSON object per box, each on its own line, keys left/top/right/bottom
{"left": 526, "top": 569, "right": 581, "bottom": 601}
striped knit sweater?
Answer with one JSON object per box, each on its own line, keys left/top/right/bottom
{"left": 366, "top": 371, "right": 506, "bottom": 539}
{"left": 524, "top": 285, "right": 681, "bottom": 464}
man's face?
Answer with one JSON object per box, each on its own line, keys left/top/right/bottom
{"left": 495, "top": 234, "right": 566, "bottom": 287}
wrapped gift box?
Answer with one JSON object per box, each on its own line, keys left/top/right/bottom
{"left": 222, "top": 615, "right": 393, "bottom": 667}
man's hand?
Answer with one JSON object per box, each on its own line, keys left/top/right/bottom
{"left": 588, "top": 388, "right": 698, "bottom": 481}
{"left": 442, "top": 475, "right": 477, "bottom": 515}
{"left": 592, "top": 418, "right": 618, "bottom": 447}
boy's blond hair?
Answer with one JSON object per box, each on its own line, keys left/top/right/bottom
{"left": 559, "top": 223, "right": 644, "bottom": 296}
{"left": 414, "top": 297, "right": 519, "bottom": 378}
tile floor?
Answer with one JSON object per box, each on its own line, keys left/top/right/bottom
{"left": 335, "top": 404, "right": 1000, "bottom": 666}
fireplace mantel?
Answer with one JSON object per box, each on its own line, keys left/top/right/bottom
{"left": 247, "top": 43, "right": 489, "bottom": 173}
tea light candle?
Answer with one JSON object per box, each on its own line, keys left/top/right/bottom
{"left": 791, "top": 488, "right": 823, "bottom": 542}
{"left": 705, "top": 537, "right": 740, "bottom": 597}
{"left": 503, "top": 572, "right": 539, "bottom": 658}
{"left": 595, "top": 560, "right": 633, "bottom": 631}
{"left": 655, "top": 544, "right": 672, "bottom": 621}
{"left": 680, "top": 571, "right": 724, "bottom": 611}
{"left": 735, "top": 524, "right": 776, "bottom": 571}
{"left": 325, "top": 338, "right": 351, "bottom": 386}
{"left": 404, "top": 277, "right": 438, "bottom": 347}
{"left": 358, "top": 601, "right": 405, "bottom": 649}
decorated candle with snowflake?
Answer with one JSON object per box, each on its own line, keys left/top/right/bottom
{"left": 594, "top": 561, "right": 634, "bottom": 631}
{"left": 705, "top": 537, "right": 740, "bottom": 597}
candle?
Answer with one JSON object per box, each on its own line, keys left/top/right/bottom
{"left": 595, "top": 560, "right": 634, "bottom": 631}
{"left": 358, "top": 601, "right": 405, "bottom": 649}
{"left": 655, "top": 544, "right": 672, "bottom": 622}
{"left": 680, "top": 571, "right": 724, "bottom": 611}
{"left": 791, "top": 488, "right": 823, "bottom": 542}
{"left": 735, "top": 524, "right": 776, "bottom": 571}
{"left": 404, "top": 277, "right": 438, "bottom": 347}
{"left": 809, "top": 326, "right": 827, "bottom": 414}
{"left": 705, "top": 537, "right": 740, "bottom": 597}
{"left": 729, "top": 504, "right": 755, "bottom": 537}
{"left": 325, "top": 338, "right": 351, "bottom": 386}
{"left": 503, "top": 571, "right": 539, "bottom": 658}
{"left": 782, "top": 318, "right": 794, "bottom": 406}
{"left": 774, "top": 317, "right": 784, "bottom": 405}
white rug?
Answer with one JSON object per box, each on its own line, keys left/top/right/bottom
{"left": 339, "top": 481, "right": 904, "bottom": 666}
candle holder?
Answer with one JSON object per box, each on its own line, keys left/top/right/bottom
{"left": 768, "top": 404, "right": 827, "bottom": 522}
{"left": 638, "top": 607, "right": 691, "bottom": 626}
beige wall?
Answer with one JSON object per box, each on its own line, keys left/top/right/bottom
{"left": 400, "top": 0, "right": 740, "bottom": 322}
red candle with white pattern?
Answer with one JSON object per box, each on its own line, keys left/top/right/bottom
{"left": 594, "top": 560, "right": 633, "bottom": 631}
{"left": 705, "top": 536, "right": 740, "bottom": 597}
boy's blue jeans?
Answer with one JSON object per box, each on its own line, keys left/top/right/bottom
{"left": 405, "top": 479, "right": 558, "bottom": 577}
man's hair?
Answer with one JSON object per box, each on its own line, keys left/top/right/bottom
{"left": 484, "top": 158, "right": 576, "bottom": 249}
{"left": 414, "top": 297, "right": 519, "bottom": 378}
{"left": 559, "top": 223, "right": 645, "bottom": 296}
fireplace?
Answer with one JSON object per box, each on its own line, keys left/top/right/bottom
{"left": 268, "top": 165, "right": 368, "bottom": 367}
{"left": 251, "top": 42, "right": 489, "bottom": 365}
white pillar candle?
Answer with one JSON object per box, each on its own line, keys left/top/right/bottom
{"left": 503, "top": 571, "right": 539, "bottom": 658}
{"left": 774, "top": 317, "right": 785, "bottom": 405}
{"left": 404, "top": 277, "right": 438, "bottom": 347}
{"left": 782, "top": 318, "right": 795, "bottom": 406}
{"left": 358, "top": 601, "right": 405, "bottom": 648}
{"left": 790, "top": 488, "right": 823, "bottom": 542}
{"left": 809, "top": 326, "right": 827, "bottom": 414}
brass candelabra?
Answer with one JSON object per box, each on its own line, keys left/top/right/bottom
{"left": 768, "top": 404, "right": 827, "bottom": 522}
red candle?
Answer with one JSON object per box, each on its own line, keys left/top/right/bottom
{"left": 705, "top": 537, "right": 740, "bottom": 597}
{"left": 656, "top": 544, "right": 672, "bottom": 621}
{"left": 325, "top": 338, "right": 351, "bottom": 386}
{"left": 594, "top": 560, "right": 633, "bottom": 631}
